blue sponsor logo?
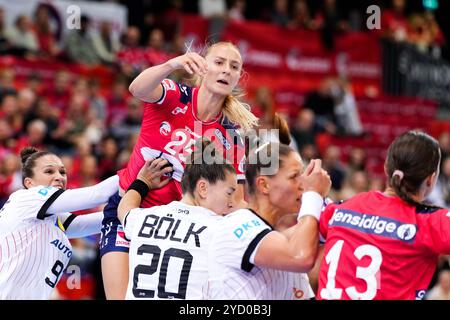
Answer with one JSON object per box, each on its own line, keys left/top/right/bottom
{"left": 329, "top": 209, "right": 417, "bottom": 242}
{"left": 38, "top": 187, "right": 53, "bottom": 196}
{"left": 50, "top": 239, "right": 72, "bottom": 258}
{"left": 233, "top": 220, "right": 262, "bottom": 239}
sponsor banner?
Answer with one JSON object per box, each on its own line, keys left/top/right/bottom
{"left": 181, "top": 15, "right": 381, "bottom": 85}
{"left": 382, "top": 39, "right": 450, "bottom": 111}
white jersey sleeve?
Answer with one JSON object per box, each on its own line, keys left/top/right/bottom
{"left": 1, "top": 186, "right": 65, "bottom": 222}
{"left": 212, "top": 209, "right": 272, "bottom": 272}
{"left": 46, "top": 175, "right": 118, "bottom": 214}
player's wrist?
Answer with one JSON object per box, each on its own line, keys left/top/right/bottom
{"left": 298, "top": 191, "right": 323, "bottom": 222}
{"left": 128, "top": 179, "right": 150, "bottom": 199}
{"left": 165, "top": 59, "right": 181, "bottom": 72}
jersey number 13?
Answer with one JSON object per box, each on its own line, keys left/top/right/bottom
{"left": 320, "top": 240, "right": 382, "bottom": 300}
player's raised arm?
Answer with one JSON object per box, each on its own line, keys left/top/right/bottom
{"left": 253, "top": 159, "right": 331, "bottom": 272}
{"left": 46, "top": 175, "right": 119, "bottom": 215}
{"left": 128, "top": 52, "right": 208, "bottom": 103}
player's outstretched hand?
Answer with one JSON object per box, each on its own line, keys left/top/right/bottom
{"left": 301, "top": 159, "right": 332, "bottom": 197}
{"left": 166, "top": 52, "right": 208, "bottom": 76}
{"left": 137, "top": 158, "right": 173, "bottom": 190}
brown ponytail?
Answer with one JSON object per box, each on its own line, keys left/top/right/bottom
{"left": 245, "top": 142, "right": 294, "bottom": 195}
{"left": 385, "top": 131, "right": 441, "bottom": 206}
{"left": 181, "top": 138, "right": 236, "bottom": 195}
{"left": 272, "top": 113, "right": 291, "bottom": 145}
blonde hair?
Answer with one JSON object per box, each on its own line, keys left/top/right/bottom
{"left": 193, "top": 42, "right": 258, "bottom": 132}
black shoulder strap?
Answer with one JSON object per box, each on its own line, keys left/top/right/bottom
{"left": 36, "top": 189, "right": 65, "bottom": 220}
{"left": 241, "top": 228, "right": 272, "bottom": 272}
{"left": 62, "top": 214, "right": 77, "bottom": 230}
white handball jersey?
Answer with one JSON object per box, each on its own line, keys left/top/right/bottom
{"left": 123, "top": 201, "right": 222, "bottom": 300}
{"left": 0, "top": 186, "right": 75, "bottom": 300}
{"left": 207, "top": 208, "right": 314, "bottom": 300}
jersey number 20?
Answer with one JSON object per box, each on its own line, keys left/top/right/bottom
{"left": 132, "top": 244, "right": 193, "bottom": 299}
{"left": 320, "top": 240, "right": 382, "bottom": 300}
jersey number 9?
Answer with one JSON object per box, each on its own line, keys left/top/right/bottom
{"left": 45, "top": 260, "right": 65, "bottom": 288}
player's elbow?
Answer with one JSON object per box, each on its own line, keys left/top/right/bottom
{"left": 128, "top": 81, "right": 142, "bottom": 99}
{"left": 292, "top": 249, "right": 317, "bottom": 272}
{"left": 117, "top": 204, "right": 128, "bottom": 225}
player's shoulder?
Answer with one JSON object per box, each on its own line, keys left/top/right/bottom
{"left": 347, "top": 190, "right": 376, "bottom": 202}
{"left": 128, "top": 204, "right": 160, "bottom": 216}
{"left": 161, "top": 78, "right": 178, "bottom": 92}
{"left": 415, "top": 203, "right": 449, "bottom": 215}
{"left": 163, "top": 79, "right": 193, "bottom": 102}
{"left": 2, "top": 186, "right": 62, "bottom": 221}
{"left": 157, "top": 79, "right": 193, "bottom": 107}
{"left": 223, "top": 208, "right": 272, "bottom": 230}
{"left": 335, "top": 191, "right": 378, "bottom": 208}
{"left": 225, "top": 208, "right": 255, "bottom": 221}
{"left": 11, "top": 185, "right": 60, "bottom": 201}
{"left": 168, "top": 201, "right": 222, "bottom": 222}
{"left": 211, "top": 209, "right": 271, "bottom": 256}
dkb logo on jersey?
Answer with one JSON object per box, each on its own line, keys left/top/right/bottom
{"left": 329, "top": 209, "right": 417, "bottom": 242}
{"left": 233, "top": 219, "right": 262, "bottom": 239}
{"left": 159, "top": 121, "right": 172, "bottom": 136}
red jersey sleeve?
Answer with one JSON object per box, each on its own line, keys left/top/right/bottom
{"left": 417, "top": 207, "right": 450, "bottom": 255}
{"left": 319, "top": 202, "right": 338, "bottom": 242}
{"left": 153, "top": 78, "right": 182, "bottom": 107}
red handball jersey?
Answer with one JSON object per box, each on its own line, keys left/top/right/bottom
{"left": 118, "top": 79, "right": 246, "bottom": 208}
{"left": 317, "top": 190, "right": 450, "bottom": 300}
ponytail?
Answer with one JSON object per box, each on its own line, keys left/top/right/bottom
{"left": 223, "top": 94, "right": 258, "bottom": 132}
{"left": 272, "top": 112, "right": 291, "bottom": 145}
{"left": 389, "top": 173, "right": 423, "bottom": 207}
{"left": 385, "top": 130, "right": 441, "bottom": 207}
{"left": 181, "top": 138, "right": 236, "bottom": 195}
